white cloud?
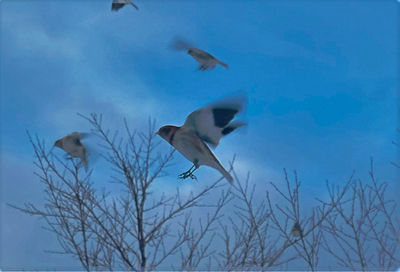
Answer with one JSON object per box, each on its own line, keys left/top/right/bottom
{"left": 3, "top": 10, "right": 82, "bottom": 60}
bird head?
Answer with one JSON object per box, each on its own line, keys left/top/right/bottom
{"left": 54, "top": 139, "right": 63, "bottom": 148}
{"left": 187, "top": 48, "right": 193, "bottom": 55}
{"left": 156, "top": 125, "right": 178, "bottom": 142}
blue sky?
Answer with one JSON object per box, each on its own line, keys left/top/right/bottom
{"left": 0, "top": 0, "right": 399, "bottom": 269}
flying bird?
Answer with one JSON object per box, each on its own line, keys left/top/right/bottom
{"left": 112, "top": 0, "right": 138, "bottom": 11}
{"left": 170, "top": 37, "right": 229, "bottom": 71}
{"left": 54, "top": 132, "right": 89, "bottom": 171}
{"left": 156, "top": 97, "right": 246, "bottom": 183}
{"left": 291, "top": 221, "right": 303, "bottom": 238}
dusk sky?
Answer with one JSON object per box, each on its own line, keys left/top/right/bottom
{"left": 1, "top": 0, "right": 398, "bottom": 269}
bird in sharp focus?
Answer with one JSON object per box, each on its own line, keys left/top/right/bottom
{"left": 156, "top": 96, "right": 246, "bottom": 184}
{"left": 170, "top": 37, "right": 229, "bottom": 71}
{"left": 54, "top": 132, "right": 89, "bottom": 171}
{"left": 111, "top": 0, "right": 138, "bottom": 11}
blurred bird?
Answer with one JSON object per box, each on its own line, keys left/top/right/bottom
{"left": 291, "top": 221, "right": 303, "bottom": 238}
{"left": 156, "top": 97, "right": 246, "bottom": 183}
{"left": 54, "top": 132, "right": 89, "bottom": 171}
{"left": 170, "top": 37, "right": 229, "bottom": 71}
{"left": 112, "top": 0, "right": 138, "bottom": 11}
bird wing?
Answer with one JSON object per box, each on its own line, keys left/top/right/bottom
{"left": 112, "top": 0, "right": 138, "bottom": 10}
{"left": 65, "top": 135, "right": 89, "bottom": 168}
{"left": 63, "top": 132, "right": 88, "bottom": 153}
{"left": 112, "top": 2, "right": 125, "bottom": 11}
{"left": 183, "top": 97, "right": 245, "bottom": 147}
{"left": 78, "top": 132, "right": 91, "bottom": 139}
{"left": 170, "top": 37, "right": 193, "bottom": 51}
{"left": 128, "top": 0, "right": 139, "bottom": 10}
{"left": 184, "top": 109, "right": 219, "bottom": 146}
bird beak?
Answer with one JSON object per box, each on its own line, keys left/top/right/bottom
{"left": 155, "top": 131, "right": 159, "bottom": 136}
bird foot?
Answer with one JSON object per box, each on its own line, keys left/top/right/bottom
{"left": 178, "top": 171, "right": 197, "bottom": 180}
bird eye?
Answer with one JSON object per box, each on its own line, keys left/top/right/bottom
{"left": 73, "top": 138, "right": 82, "bottom": 146}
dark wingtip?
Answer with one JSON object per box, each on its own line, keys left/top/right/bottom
{"left": 212, "top": 108, "right": 239, "bottom": 128}
{"left": 221, "top": 122, "right": 246, "bottom": 136}
{"left": 221, "top": 126, "right": 235, "bottom": 136}
{"left": 111, "top": 3, "right": 124, "bottom": 11}
{"left": 220, "top": 62, "right": 229, "bottom": 69}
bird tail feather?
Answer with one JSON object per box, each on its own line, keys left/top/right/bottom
{"left": 208, "top": 157, "right": 234, "bottom": 184}
{"left": 80, "top": 155, "right": 89, "bottom": 172}
{"left": 220, "top": 167, "right": 234, "bottom": 184}
{"left": 221, "top": 121, "right": 247, "bottom": 136}
{"left": 218, "top": 61, "right": 229, "bottom": 69}
{"left": 130, "top": 1, "right": 139, "bottom": 10}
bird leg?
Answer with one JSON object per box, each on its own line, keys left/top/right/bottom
{"left": 179, "top": 160, "right": 199, "bottom": 180}
{"left": 198, "top": 64, "right": 211, "bottom": 71}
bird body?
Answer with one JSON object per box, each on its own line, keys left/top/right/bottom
{"left": 157, "top": 97, "right": 246, "bottom": 183}
{"left": 170, "top": 38, "right": 228, "bottom": 71}
{"left": 112, "top": 0, "right": 138, "bottom": 11}
{"left": 161, "top": 126, "right": 233, "bottom": 182}
{"left": 291, "top": 221, "right": 303, "bottom": 238}
{"left": 187, "top": 48, "right": 228, "bottom": 71}
{"left": 54, "top": 132, "right": 88, "bottom": 171}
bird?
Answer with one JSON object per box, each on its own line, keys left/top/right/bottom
{"left": 111, "top": 0, "right": 138, "bottom": 11}
{"left": 291, "top": 221, "right": 303, "bottom": 238}
{"left": 54, "top": 132, "right": 89, "bottom": 171}
{"left": 156, "top": 97, "right": 246, "bottom": 184}
{"left": 170, "top": 37, "right": 229, "bottom": 71}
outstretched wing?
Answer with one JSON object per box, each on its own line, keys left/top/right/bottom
{"left": 78, "top": 132, "right": 91, "bottom": 139}
{"left": 112, "top": 1, "right": 125, "bottom": 11}
{"left": 183, "top": 97, "right": 246, "bottom": 147}
{"left": 170, "top": 37, "right": 193, "bottom": 51}
{"left": 112, "top": 0, "right": 138, "bottom": 11}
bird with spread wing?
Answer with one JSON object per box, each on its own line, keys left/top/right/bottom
{"left": 111, "top": 0, "right": 138, "bottom": 11}
{"left": 156, "top": 96, "right": 246, "bottom": 184}
{"left": 170, "top": 37, "right": 229, "bottom": 71}
{"left": 54, "top": 132, "right": 90, "bottom": 171}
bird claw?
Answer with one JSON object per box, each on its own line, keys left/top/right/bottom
{"left": 178, "top": 171, "right": 197, "bottom": 180}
